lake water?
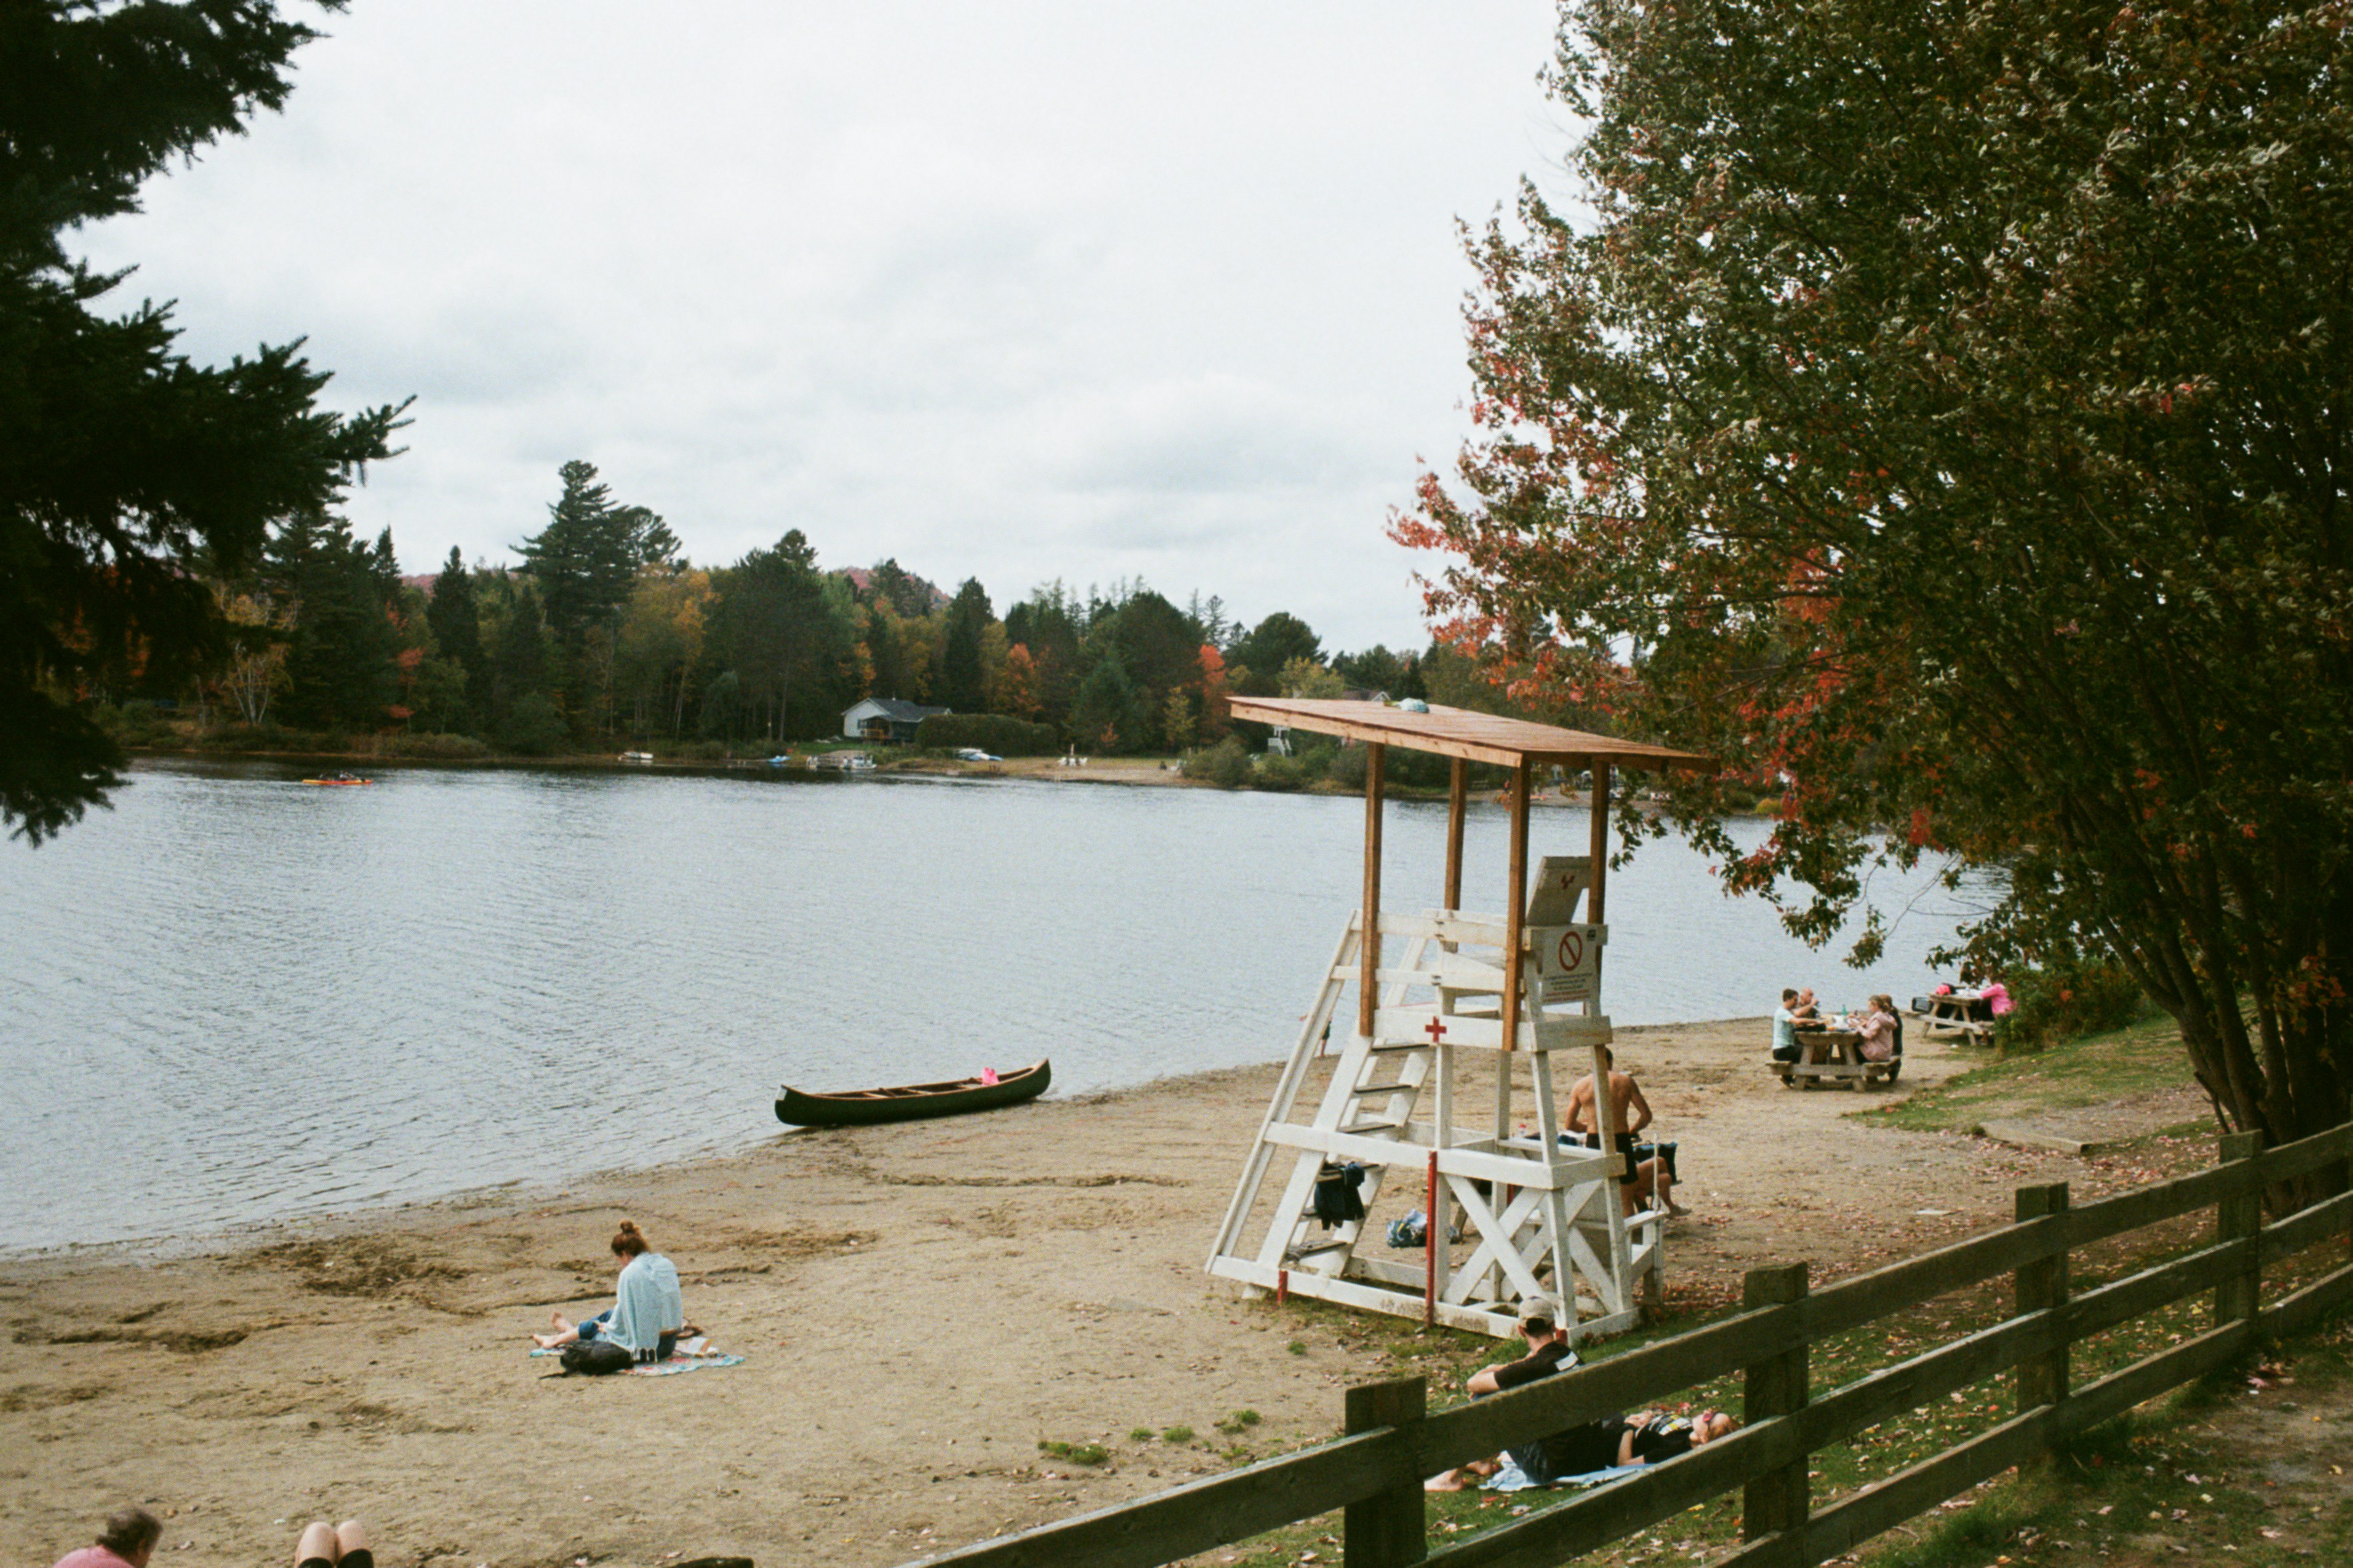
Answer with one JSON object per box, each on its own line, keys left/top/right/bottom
{"left": 0, "top": 759, "right": 1986, "bottom": 1252}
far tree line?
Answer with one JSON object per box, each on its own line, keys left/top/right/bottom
{"left": 89, "top": 460, "right": 1506, "bottom": 758}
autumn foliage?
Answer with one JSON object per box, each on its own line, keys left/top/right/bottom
{"left": 1399, "top": 0, "right": 2353, "bottom": 1153}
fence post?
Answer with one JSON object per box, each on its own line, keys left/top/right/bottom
{"left": 2014, "top": 1181, "right": 2070, "bottom": 1461}
{"left": 1741, "top": 1263, "right": 1809, "bottom": 1546}
{"left": 1343, "top": 1376, "right": 1426, "bottom": 1568}
{"left": 2217, "top": 1131, "right": 2264, "bottom": 1326}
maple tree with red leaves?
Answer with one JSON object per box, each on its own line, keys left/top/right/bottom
{"left": 1396, "top": 0, "right": 2353, "bottom": 1158}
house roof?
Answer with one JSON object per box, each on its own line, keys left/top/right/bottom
{"left": 848, "top": 697, "right": 952, "bottom": 723}
{"left": 1228, "top": 697, "right": 1712, "bottom": 772}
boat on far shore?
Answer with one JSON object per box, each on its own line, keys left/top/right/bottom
{"left": 300, "top": 772, "right": 372, "bottom": 786}
{"left": 775, "top": 1059, "right": 1051, "bottom": 1127}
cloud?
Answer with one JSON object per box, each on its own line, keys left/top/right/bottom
{"left": 75, "top": 0, "right": 1568, "bottom": 649}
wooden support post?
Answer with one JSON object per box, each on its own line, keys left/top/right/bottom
{"left": 2014, "top": 1182, "right": 2071, "bottom": 1443}
{"left": 1343, "top": 1376, "right": 1427, "bottom": 1568}
{"left": 1741, "top": 1263, "right": 1810, "bottom": 1545}
{"left": 2217, "top": 1131, "right": 2264, "bottom": 1325}
{"left": 1500, "top": 759, "right": 1530, "bottom": 1051}
{"left": 1425, "top": 1151, "right": 1439, "bottom": 1328}
{"left": 1443, "top": 758, "right": 1467, "bottom": 912}
{"left": 1359, "top": 743, "right": 1386, "bottom": 1040}
{"left": 1586, "top": 760, "right": 1612, "bottom": 926}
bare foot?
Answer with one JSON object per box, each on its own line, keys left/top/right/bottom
{"left": 1423, "top": 1472, "right": 1469, "bottom": 1492}
{"left": 1666, "top": 1202, "right": 1693, "bottom": 1218}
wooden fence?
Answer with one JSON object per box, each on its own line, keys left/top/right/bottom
{"left": 905, "top": 1123, "right": 2353, "bottom": 1568}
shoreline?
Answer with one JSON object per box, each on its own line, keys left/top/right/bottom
{"left": 124, "top": 745, "right": 1678, "bottom": 810}
{"left": 0, "top": 1018, "right": 2197, "bottom": 1568}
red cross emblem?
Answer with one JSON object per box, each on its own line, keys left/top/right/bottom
{"left": 1422, "top": 1016, "right": 1449, "bottom": 1045}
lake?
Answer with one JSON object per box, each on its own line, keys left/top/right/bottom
{"left": 0, "top": 759, "right": 1986, "bottom": 1252}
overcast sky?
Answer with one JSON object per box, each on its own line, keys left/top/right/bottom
{"left": 83, "top": 1, "right": 1573, "bottom": 652}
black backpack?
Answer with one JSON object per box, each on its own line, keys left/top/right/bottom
{"left": 560, "top": 1339, "right": 633, "bottom": 1376}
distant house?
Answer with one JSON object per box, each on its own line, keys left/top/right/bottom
{"left": 843, "top": 697, "right": 950, "bottom": 744}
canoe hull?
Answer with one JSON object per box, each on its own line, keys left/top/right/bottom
{"left": 775, "top": 1059, "right": 1051, "bottom": 1127}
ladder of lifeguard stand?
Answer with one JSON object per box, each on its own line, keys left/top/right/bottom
{"left": 1206, "top": 857, "right": 1663, "bottom": 1341}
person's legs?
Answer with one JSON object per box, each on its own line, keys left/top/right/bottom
{"left": 532, "top": 1313, "right": 579, "bottom": 1350}
{"left": 334, "top": 1521, "right": 371, "bottom": 1568}
{"left": 295, "top": 1521, "right": 338, "bottom": 1568}
{"left": 1648, "top": 1158, "right": 1689, "bottom": 1218}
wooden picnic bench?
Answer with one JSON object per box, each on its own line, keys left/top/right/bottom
{"left": 1768, "top": 1023, "right": 1897, "bottom": 1090}
{"left": 1909, "top": 991, "right": 1995, "bottom": 1044}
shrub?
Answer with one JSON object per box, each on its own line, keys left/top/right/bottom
{"left": 1995, "top": 960, "right": 2147, "bottom": 1053}
{"left": 913, "top": 713, "right": 1061, "bottom": 756}
{"left": 1253, "top": 752, "right": 1309, "bottom": 792}
{"left": 497, "top": 692, "right": 569, "bottom": 756}
{"left": 1182, "top": 736, "right": 1251, "bottom": 788}
{"left": 1326, "top": 744, "right": 1367, "bottom": 790}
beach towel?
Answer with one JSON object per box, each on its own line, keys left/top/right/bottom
{"left": 1485, "top": 1456, "right": 1647, "bottom": 1492}
{"left": 532, "top": 1335, "right": 744, "bottom": 1376}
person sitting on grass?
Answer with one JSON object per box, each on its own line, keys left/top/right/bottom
{"left": 51, "top": 1507, "right": 160, "bottom": 1568}
{"left": 532, "top": 1219, "right": 686, "bottom": 1363}
{"left": 293, "top": 1520, "right": 371, "bottom": 1568}
{"left": 1424, "top": 1297, "right": 1578, "bottom": 1491}
{"left": 1425, "top": 1300, "right": 1741, "bottom": 1491}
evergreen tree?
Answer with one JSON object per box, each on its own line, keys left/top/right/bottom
{"left": 264, "top": 513, "right": 398, "bottom": 732}
{"left": 425, "top": 546, "right": 486, "bottom": 702}
{"left": 703, "top": 531, "right": 859, "bottom": 742}
{"left": 1228, "top": 613, "right": 1322, "bottom": 697}
{"left": 2, "top": 0, "right": 405, "bottom": 843}
{"left": 488, "top": 582, "right": 552, "bottom": 741}
{"left": 518, "top": 460, "right": 645, "bottom": 719}
{"left": 938, "top": 578, "right": 994, "bottom": 713}
{"left": 1070, "top": 651, "right": 1143, "bottom": 754}
{"left": 866, "top": 558, "right": 933, "bottom": 619}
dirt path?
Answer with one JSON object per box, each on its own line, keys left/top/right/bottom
{"left": 0, "top": 1022, "right": 2222, "bottom": 1568}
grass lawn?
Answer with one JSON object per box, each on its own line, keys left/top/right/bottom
{"left": 1173, "top": 1013, "right": 2353, "bottom": 1567}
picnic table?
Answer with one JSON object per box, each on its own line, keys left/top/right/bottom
{"left": 1910, "top": 991, "right": 1996, "bottom": 1044}
{"left": 1768, "top": 1021, "right": 1897, "bottom": 1090}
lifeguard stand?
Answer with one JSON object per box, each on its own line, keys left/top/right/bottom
{"left": 1204, "top": 699, "right": 1709, "bottom": 1340}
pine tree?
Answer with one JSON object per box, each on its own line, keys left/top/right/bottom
{"left": 425, "top": 546, "right": 486, "bottom": 701}
{"left": 938, "top": 578, "right": 993, "bottom": 713}
{"left": 2, "top": 0, "right": 405, "bottom": 843}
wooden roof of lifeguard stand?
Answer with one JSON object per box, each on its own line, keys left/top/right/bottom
{"left": 1230, "top": 697, "right": 1710, "bottom": 1043}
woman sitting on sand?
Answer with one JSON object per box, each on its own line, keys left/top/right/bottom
{"left": 532, "top": 1219, "right": 686, "bottom": 1363}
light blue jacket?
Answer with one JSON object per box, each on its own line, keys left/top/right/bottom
{"left": 608, "top": 1251, "right": 683, "bottom": 1359}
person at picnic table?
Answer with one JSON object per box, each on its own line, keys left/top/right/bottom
{"left": 52, "top": 1507, "right": 160, "bottom": 1568}
{"left": 1563, "top": 1049, "right": 1686, "bottom": 1217}
{"left": 532, "top": 1219, "right": 686, "bottom": 1363}
{"left": 1424, "top": 1299, "right": 1739, "bottom": 1490}
{"left": 1854, "top": 994, "right": 1902, "bottom": 1064}
{"left": 1770, "top": 987, "right": 1806, "bottom": 1063}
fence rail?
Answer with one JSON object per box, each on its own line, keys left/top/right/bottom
{"left": 907, "top": 1123, "right": 2353, "bottom": 1568}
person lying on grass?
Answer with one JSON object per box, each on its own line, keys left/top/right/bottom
{"left": 1425, "top": 1299, "right": 1739, "bottom": 1491}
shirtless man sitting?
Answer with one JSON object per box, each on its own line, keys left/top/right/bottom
{"left": 1564, "top": 1048, "right": 1687, "bottom": 1217}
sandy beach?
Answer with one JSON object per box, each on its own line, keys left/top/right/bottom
{"left": 1, "top": 1020, "right": 2203, "bottom": 1568}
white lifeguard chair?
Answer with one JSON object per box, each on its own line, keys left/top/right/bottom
{"left": 1204, "top": 699, "right": 1709, "bottom": 1340}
